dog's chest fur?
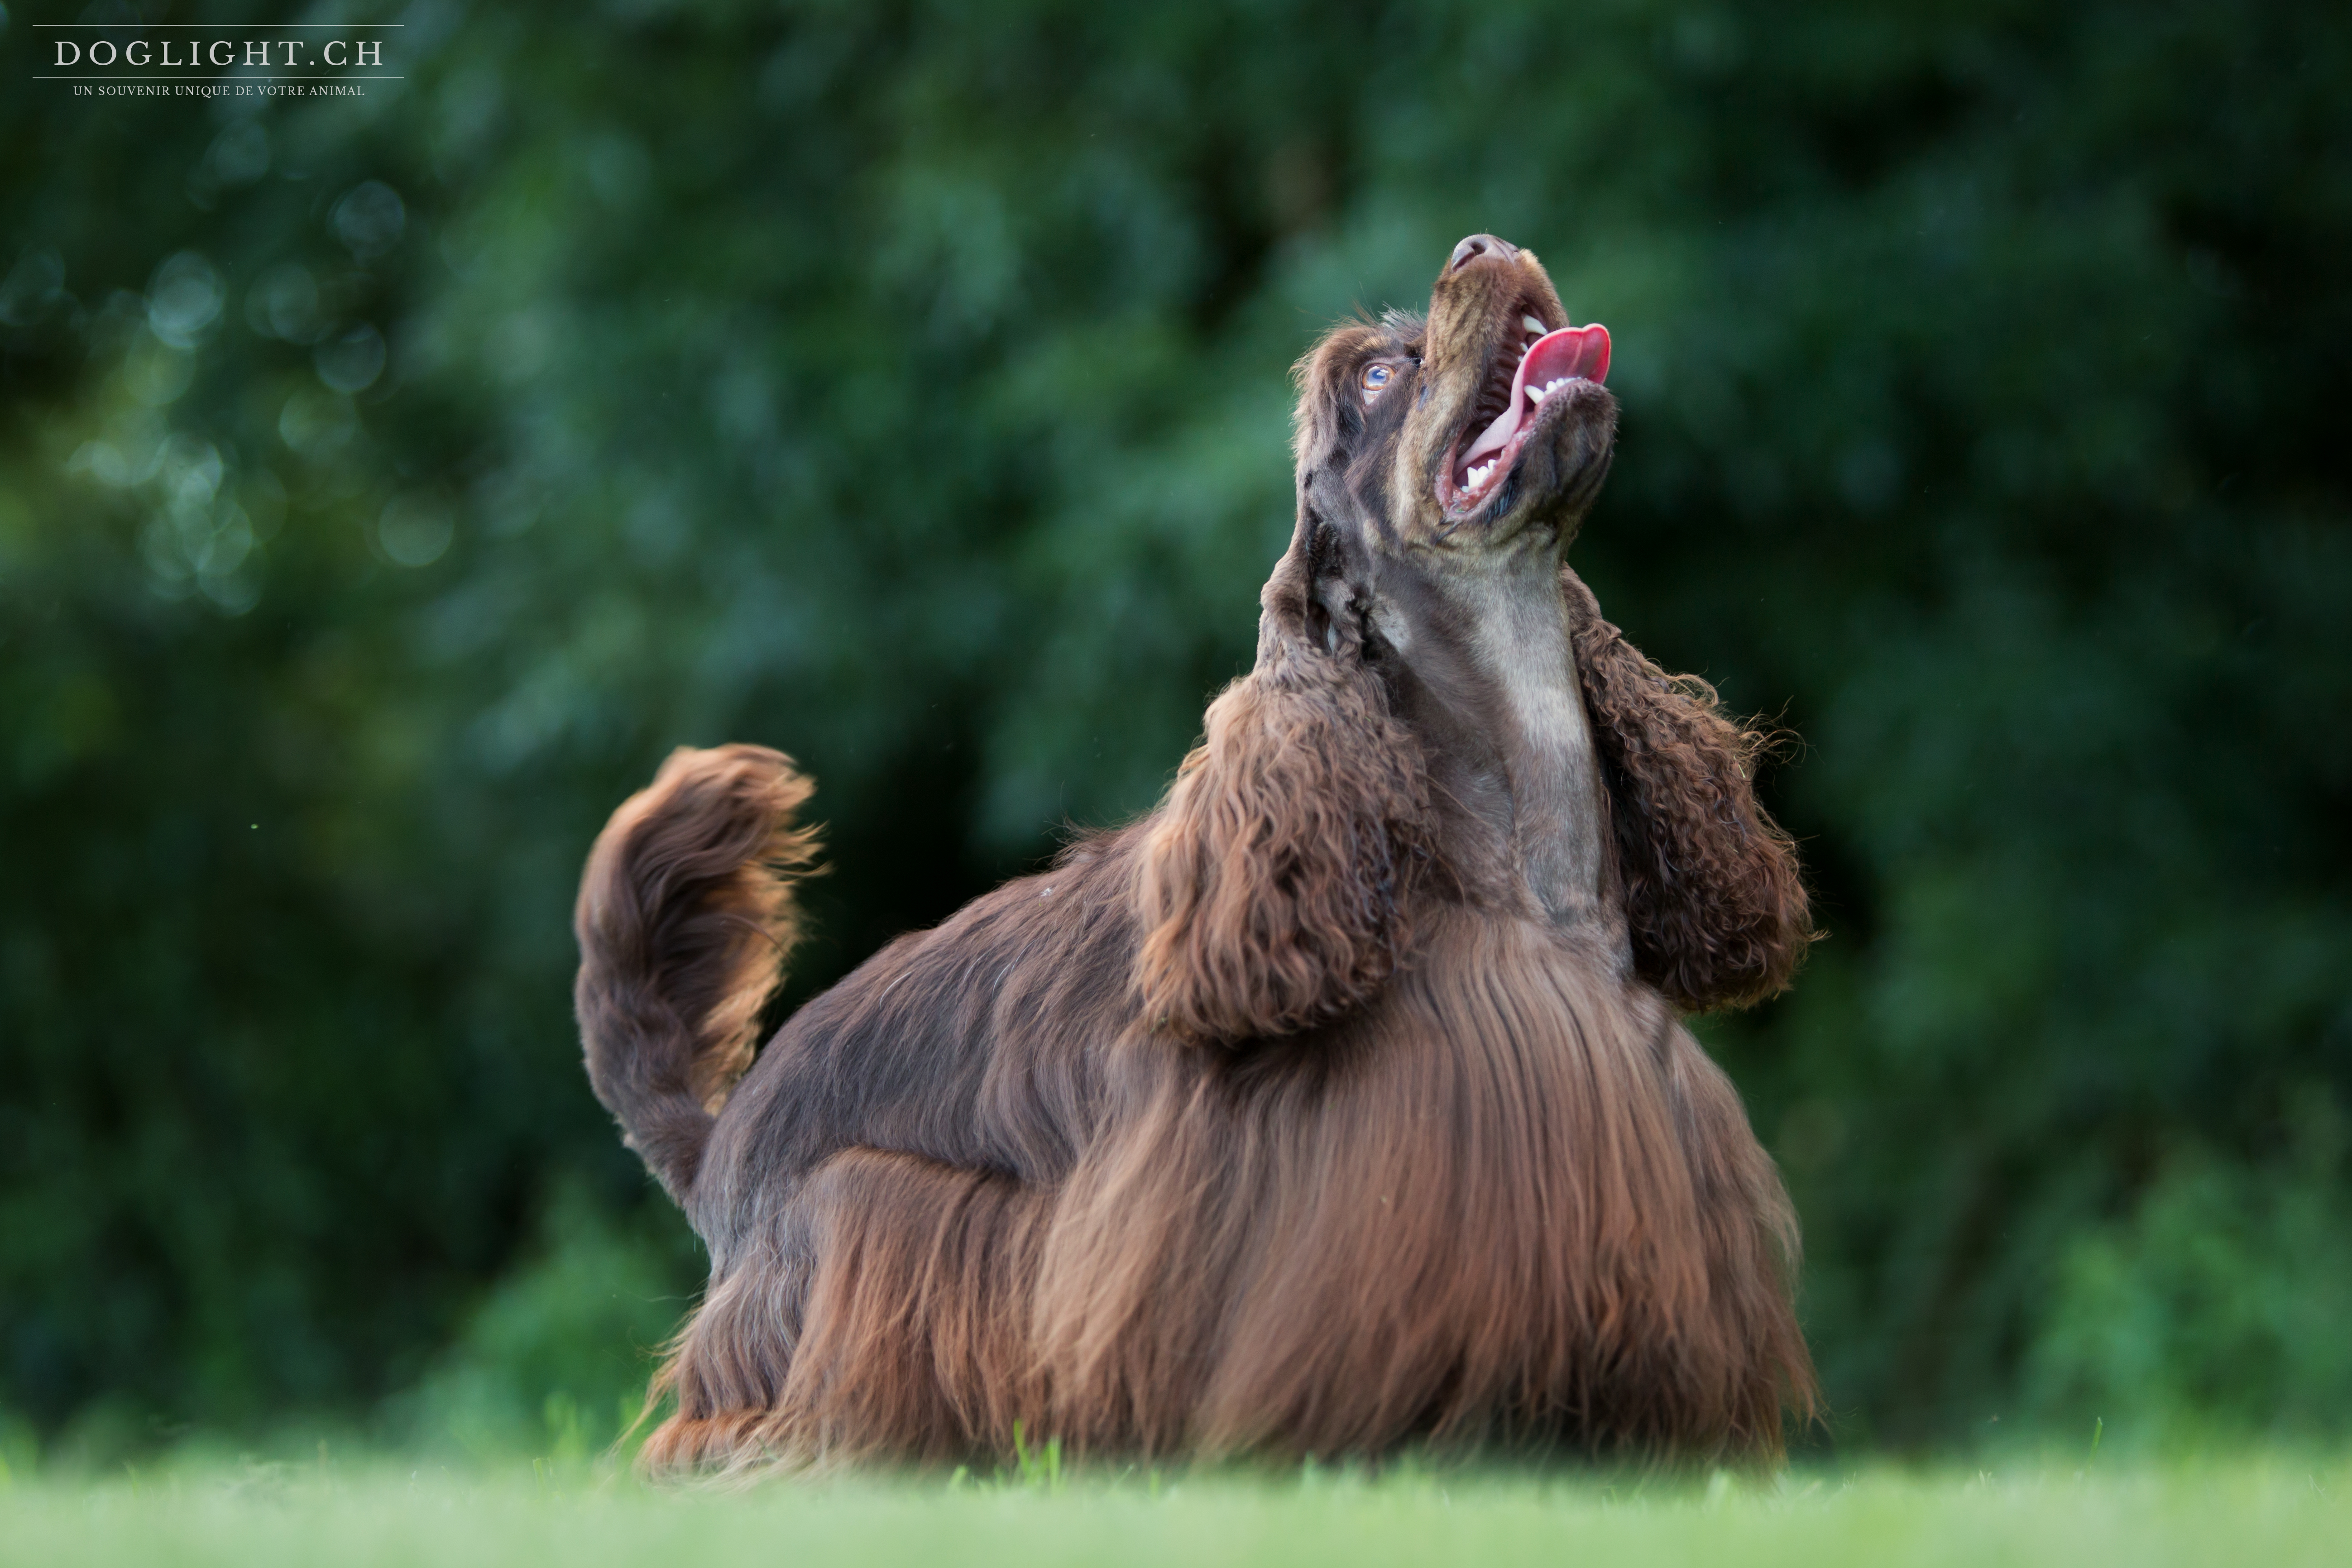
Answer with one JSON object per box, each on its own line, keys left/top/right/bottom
{"left": 1361, "top": 540, "right": 1611, "bottom": 933}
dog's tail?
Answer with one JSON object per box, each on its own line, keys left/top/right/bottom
{"left": 574, "top": 745, "right": 819, "bottom": 1205}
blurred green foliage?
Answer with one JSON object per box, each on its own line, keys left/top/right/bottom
{"left": 387, "top": 1180, "right": 698, "bottom": 1462}
{"left": 1, "top": 0, "right": 2346, "bottom": 1456}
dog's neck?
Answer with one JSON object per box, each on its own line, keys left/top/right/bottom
{"left": 1364, "top": 536, "right": 1609, "bottom": 929}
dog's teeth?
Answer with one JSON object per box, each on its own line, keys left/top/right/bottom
{"left": 1522, "top": 314, "right": 1545, "bottom": 335}
{"left": 1528, "top": 382, "right": 1546, "bottom": 405}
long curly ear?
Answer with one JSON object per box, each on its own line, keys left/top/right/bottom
{"left": 1134, "top": 528, "right": 1433, "bottom": 1045}
{"left": 1563, "top": 568, "right": 1814, "bottom": 1012}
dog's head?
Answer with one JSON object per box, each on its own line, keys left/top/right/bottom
{"left": 1267, "top": 233, "right": 1622, "bottom": 741}
{"left": 1293, "top": 234, "right": 1617, "bottom": 576}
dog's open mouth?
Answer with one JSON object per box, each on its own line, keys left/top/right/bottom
{"left": 1442, "top": 314, "right": 1611, "bottom": 510}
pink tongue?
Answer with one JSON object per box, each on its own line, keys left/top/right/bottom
{"left": 1462, "top": 324, "right": 1612, "bottom": 467}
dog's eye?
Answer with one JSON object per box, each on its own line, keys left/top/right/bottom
{"left": 1360, "top": 362, "right": 1394, "bottom": 401}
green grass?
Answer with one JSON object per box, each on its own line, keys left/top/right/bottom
{"left": 1, "top": 1451, "right": 2345, "bottom": 1568}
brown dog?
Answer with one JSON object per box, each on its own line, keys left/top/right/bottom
{"left": 575, "top": 234, "right": 1816, "bottom": 1473}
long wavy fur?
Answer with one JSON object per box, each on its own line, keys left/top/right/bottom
{"left": 1135, "top": 555, "right": 1437, "bottom": 1043}
{"left": 1562, "top": 571, "right": 1814, "bottom": 1011}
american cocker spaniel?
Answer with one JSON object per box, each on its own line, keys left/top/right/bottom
{"left": 575, "top": 232, "right": 1816, "bottom": 1473}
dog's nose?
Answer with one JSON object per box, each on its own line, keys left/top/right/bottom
{"left": 1447, "top": 234, "right": 1519, "bottom": 272}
